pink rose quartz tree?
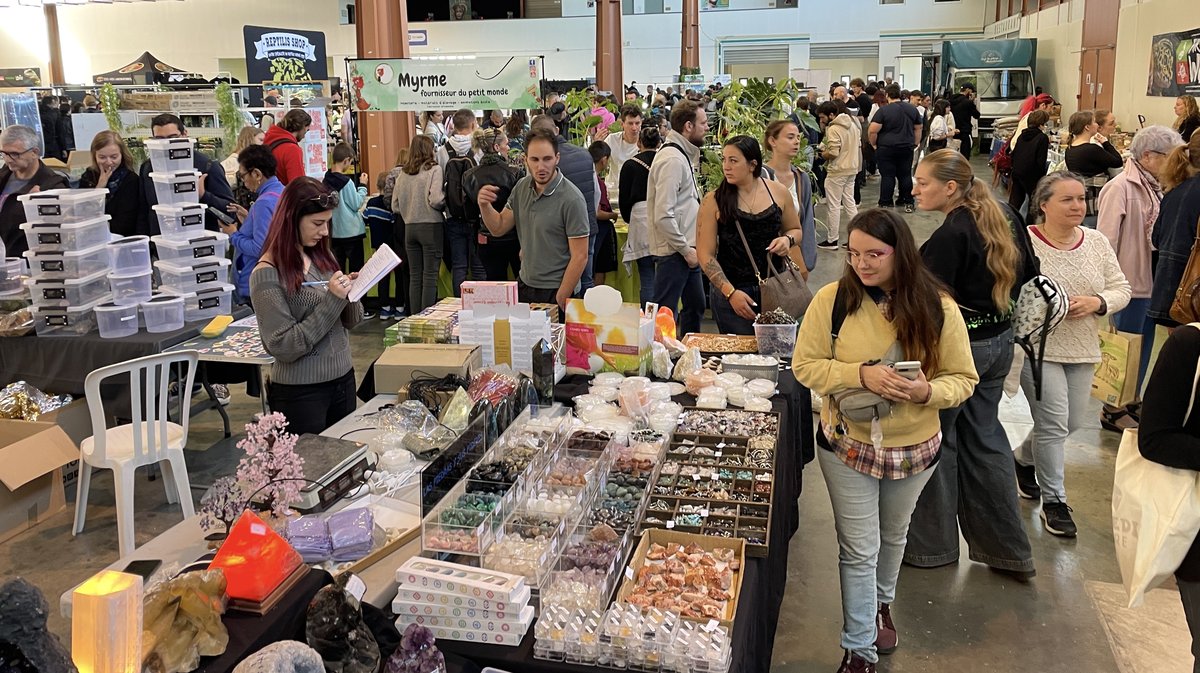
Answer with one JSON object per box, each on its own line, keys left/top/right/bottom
{"left": 199, "top": 413, "right": 305, "bottom": 534}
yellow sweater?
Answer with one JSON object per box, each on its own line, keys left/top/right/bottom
{"left": 792, "top": 282, "right": 979, "bottom": 447}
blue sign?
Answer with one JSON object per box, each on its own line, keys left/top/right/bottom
{"left": 409, "top": 30, "right": 429, "bottom": 47}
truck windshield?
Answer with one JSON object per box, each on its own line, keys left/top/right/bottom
{"left": 952, "top": 70, "right": 1034, "bottom": 101}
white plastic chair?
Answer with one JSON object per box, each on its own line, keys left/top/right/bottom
{"left": 73, "top": 350, "right": 199, "bottom": 558}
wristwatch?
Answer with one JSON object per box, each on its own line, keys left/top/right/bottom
{"left": 1094, "top": 294, "right": 1108, "bottom": 316}
{"left": 785, "top": 233, "right": 797, "bottom": 247}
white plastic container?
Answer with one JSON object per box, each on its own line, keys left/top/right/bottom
{"left": 108, "top": 235, "right": 152, "bottom": 273}
{"left": 144, "top": 137, "right": 196, "bottom": 173}
{"left": 17, "top": 189, "right": 106, "bottom": 224}
{"left": 141, "top": 294, "right": 185, "bottom": 333}
{"left": 25, "top": 269, "right": 110, "bottom": 307}
{"left": 108, "top": 270, "right": 153, "bottom": 306}
{"left": 152, "top": 232, "right": 229, "bottom": 263}
{"left": 95, "top": 301, "right": 140, "bottom": 339}
{"left": 155, "top": 258, "right": 231, "bottom": 293}
{"left": 20, "top": 215, "right": 111, "bottom": 252}
{"left": 179, "top": 283, "right": 234, "bottom": 323}
{"left": 153, "top": 203, "right": 206, "bottom": 239}
{"left": 23, "top": 242, "right": 111, "bottom": 279}
{"left": 0, "top": 257, "right": 22, "bottom": 292}
{"left": 30, "top": 296, "right": 105, "bottom": 337}
{"left": 149, "top": 170, "right": 202, "bottom": 205}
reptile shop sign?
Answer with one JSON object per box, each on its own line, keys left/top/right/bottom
{"left": 243, "top": 26, "right": 328, "bottom": 84}
{"left": 347, "top": 56, "right": 542, "bottom": 112}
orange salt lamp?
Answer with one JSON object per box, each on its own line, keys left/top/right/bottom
{"left": 208, "top": 510, "right": 302, "bottom": 604}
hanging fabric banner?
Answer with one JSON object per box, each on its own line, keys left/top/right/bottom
{"left": 1147, "top": 26, "right": 1200, "bottom": 97}
{"left": 347, "top": 56, "right": 541, "bottom": 112}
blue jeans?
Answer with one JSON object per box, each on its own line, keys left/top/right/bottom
{"left": 709, "top": 284, "right": 760, "bottom": 336}
{"left": 1016, "top": 359, "right": 1094, "bottom": 504}
{"left": 1112, "top": 297, "right": 1156, "bottom": 396}
{"left": 636, "top": 257, "right": 657, "bottom": 307}
{"left": 819, "top": 448, "right": 936, "bottom": 664}
{"left": 652, "top": 253, "right": 705, "bottom": 337}
{"left": 580, "top": 229, "right": 598, "bottom": 292}
{"left": 444, "top": 217, "right": 486, "bottom": 296}
{"left": 905, "top": 329, "right": 1034, "bottom": 572}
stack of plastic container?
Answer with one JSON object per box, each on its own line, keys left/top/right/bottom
{"left": 146, "top": 137, "right": 233, "bottom": 323}
{"left": 18, "top": 189, "right": 111, "bottom": 336}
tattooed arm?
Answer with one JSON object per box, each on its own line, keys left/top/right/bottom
{"left": 697, "top": 193, "right": 758, "bottom": 321}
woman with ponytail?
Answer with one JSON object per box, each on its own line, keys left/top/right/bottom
{"left": 905, "top": 148, "right": 1038, "bottom": 579}
{"left": 1150, "top": 134, "right": 1200, "bottom": 327}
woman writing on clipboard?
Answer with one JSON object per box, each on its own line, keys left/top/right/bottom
{"left": 251, "top": 177, "right": 364, "bottom": 435}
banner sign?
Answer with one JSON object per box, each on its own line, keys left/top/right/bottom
{"left": 243, "top": 25, "right": 328, "bottom": 84}
{"left": 347, "top": 57, "right": 541, "bottom": 112}
{"left": 1147, "top": 26, "right": 1200, "bottom": 97}
{"left": 0, "top": 68, "right": 41, "bottom": 87}
{"left": 302, "top": 106, "right": 329, "bottom": 180}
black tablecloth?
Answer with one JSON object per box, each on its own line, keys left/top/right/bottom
{"left": 436, "top": 371, "right": 813, "bottom": 673}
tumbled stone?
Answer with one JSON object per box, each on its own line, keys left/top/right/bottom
{"left": 232, "top": 641, "right": 324, "bottom": 673}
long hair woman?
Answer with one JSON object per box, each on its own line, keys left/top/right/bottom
{"left": 1007, "top": 109, "right": 1050, "bottom": 213}
{"left": 793, "top": 208, "right": 978, "bottom": 673}
{"left": 421, "top": 110, "right": 446, "bottom": 147}
{"left": 763, "top": 119, "right": 817, "bottom": 271}
{"left": 391, "top": 134, "right": 446, "bottom": 314}
{"left": 1174, "top": 95, "right": 1200, "bottom": 142}
{"left": 466, "top": 128, "right": 522, "bottom": 282}
{"left": 1097, "top": 125, "right": 1185, "bottom": 429}
{"left": 906, "top": 148, "right": 1037, "bottom": 579}
{"left": 618, "top": 125, "right": 661, "bottom": 306}
{"left": 77, "top": 130, "right": 142, "bottom": 236}
{"left": 251, "top": 177, "right": 364, "bottom": 436}
{"left": 926, "top": 99, "right": 955, "bottom": 153}
{"left": 505, "top": 110, "right": 529, "bottom": 152}
{"left": 1015, "top": 172, "right": 1130, "bottom": 537}
{"left": 696, "top": 135, "right": 805, "bottom": 335}
{"left": 1064, "top": 110, "right": 1123, "bottom": 228}
{"left": 221, "top": 125, "right": 265, "bottom": 204}
{"left": 1149, "top": 133, "right": 1200, "bottom": 327}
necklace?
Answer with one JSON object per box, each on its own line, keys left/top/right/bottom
{"left": 737, "top": 181, "right": 762, "bottom": 212}
{"left": 1040, "top": 225, "right": 1079, "bottom": 248}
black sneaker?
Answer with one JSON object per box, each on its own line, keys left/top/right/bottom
{"left": 1015, "top": 458, "right": 1040, "bottom": 500}
{"left": 817, "top": 239, "right": 840, "bottom": 250}
{"left": 903, "top": 203, "right": 915, "bottom": 213}
{"left": 362, "top": 310, "right": 376, "bottom": 320}
{"left": 1041, "top": 502, "right": 1077, "bottom": 537}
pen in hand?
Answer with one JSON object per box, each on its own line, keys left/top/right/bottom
{"left": 301, "top": 281, "right": 329, "bottom": 287}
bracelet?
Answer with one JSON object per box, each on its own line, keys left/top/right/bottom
{"left": 1094, "top": 294, "right": 1108, "bottom": 316}
{"left": 723, "top": 285, "right": 736, "bottom": 300}
{"left": 785, "top": 233, "right": 796, "bottom": 247}
{"left": 859, "top": 364, "right": 867, "bottom": 389}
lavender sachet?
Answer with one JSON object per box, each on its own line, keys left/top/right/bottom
{"left": 328, "top": 508, "right": 375, "bottom": 562}
{"left": 286, "top": 515, "right": 332, "bottom": 563}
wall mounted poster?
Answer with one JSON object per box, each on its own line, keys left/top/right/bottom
{"left": 243, "top": 25, "right": 328, "bottom": 85}
{"left": 302, "top": 106, "right": 328, "bottom": 179}
{"left": 348, "top": 57, "right": 542, "bottom": 112}
{"left": 1147, "top": 26, "right": 1200, "bottom": 96}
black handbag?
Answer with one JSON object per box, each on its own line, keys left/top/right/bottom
{"left": 733, "top": 219, "right": 813, "bottom": 320}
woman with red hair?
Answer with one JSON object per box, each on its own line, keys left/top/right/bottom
{"left": 251, "top": 177, "right": 364, "bottom": 435}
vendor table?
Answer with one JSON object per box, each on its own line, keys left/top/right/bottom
{"left": 166, "top": 323, "right": 275, "bottom": 434}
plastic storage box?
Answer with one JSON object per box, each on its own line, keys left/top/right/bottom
{"left": 152, "top": 232, "right": 229, "bottom": 263}
{"left": 149, "top": 171, "right": 202, "bottom": 205}
{"left": 155, "top": 258, "right": 231, "bottom": 293}
{"left": 144, "top": 137, "right": 196, "bottom": 173}
{"left": 108, "top": 235, "right": 152, "bottom": 273}
{"left": 20, "top": 215, "right": 111, "bottom": 252}
{"left": 153, "top": 203, "right": 206, "bottom": 239}
{"left": 95, "top": 301, "right": 139, "bottom": 339}
{"left": 141, "top": 294, "right": 186, "bottom": 333}
{"left": 0, "top": 258, "right": 23, "bottom": 293}
{"left": 24, "top": 242, "right": 111, "bottom": 279}
{"left": 179, "top": 283, "right": 233, "bottom": 323}
{"left": 17, "top": 189, "right": 106, "bottom": 224}
{"left": 108, "top": 270, "right": 153, "bottom": 306}
{"left": 30, "top": 296, "right": 105, "bottom": 337}
{"left": 752, "top": 324, "right": 799, "bottom": 359}
{"left": 25, "top": 269, "right": 110, "bottom": 307}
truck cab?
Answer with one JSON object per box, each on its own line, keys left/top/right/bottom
{"left": 933, "top": 39, "right": 1038, "bottom": 142}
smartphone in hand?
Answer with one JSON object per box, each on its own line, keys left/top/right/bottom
{"left": 894, "top": 361, "right": 921, "bottom": 380}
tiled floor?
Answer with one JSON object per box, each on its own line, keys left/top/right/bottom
{"left": 1, "top": 157, "right": 1187, "bottom": 672}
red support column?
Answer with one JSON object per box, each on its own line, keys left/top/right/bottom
{"left": 44, "top": 4, "right": 65, "bottom": 85}
{"left": 355, "top": 0, "right": 414, "bottom": 186}
{"left": 681, "top": 0, "right": 700, "bottom": 71}
{"left": 595, "top": 0, "right": 624, "bottom": 95}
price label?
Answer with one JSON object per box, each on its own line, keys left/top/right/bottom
{"left": 716, "top": 442, "right": 726, "bottom": 449}
{"left": 625, "top": 566, "right": 635, "bottom": 581}
{"left": 344, "top": 575, "right": 367, "bottom": 602}
{"left": 692, "top": 473, "right": 701, "bottom": 481}
{"left": 700, "top": 509, "right": 710, "bottom": 518}
{"left": 666, "top": 521, "right": 675, "bottom": 529}
{"left": 715, "top": 450, "right": 723, "bottom": 458}
{"left": 704, "top": 619, "right": 719, "bottom": 632}
{"left": 710, "top": 473, "right": 719, "bottom": 481}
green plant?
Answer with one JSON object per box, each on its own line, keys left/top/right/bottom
{"left": 679, "top": 66, "right": 702, "bottom": 77}
{"left": 99, "top": 84, "right": 122, "bottom": 133}
{"left": 699, "top": 77, "right": 810, "bottom": 194}
{"left": 215, "top": 82, "right": 241, "bottom": 157}
{"left": 560, "top": 88, "right": 619, "bottom": 147}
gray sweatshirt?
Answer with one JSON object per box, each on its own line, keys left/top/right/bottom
{"left": 647, "top": 129, "right": 701, "bottom": 257}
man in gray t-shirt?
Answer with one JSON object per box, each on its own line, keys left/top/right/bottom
{"left": 477, "top": 127, "right": 590, "bottom": 309}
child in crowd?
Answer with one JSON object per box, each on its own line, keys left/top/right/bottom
{"left": 324, "top": 142, "right": 370, "bottom": 274}
{"left": 363, "top": 173, "right": 407, "bottom": 319}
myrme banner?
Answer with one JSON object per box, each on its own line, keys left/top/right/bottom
{"left": 243, "top": 25, "right": 328, "bottom": 84}
{"left": 347, "top": 56, "right": 541, "bottom": 112}
{"left": 1147, "top": 26, "right": 1200, "bottom": 97}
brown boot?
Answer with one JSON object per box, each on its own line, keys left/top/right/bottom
{"left": 836, "top": 650, "right": 877, "bottom": 673}
{"left": 875, "top": 603, "right": 898, "bottom": 654}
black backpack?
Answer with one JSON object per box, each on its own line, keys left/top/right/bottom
{"left": 443, "top": 145, "right": 477, "bottom": 221}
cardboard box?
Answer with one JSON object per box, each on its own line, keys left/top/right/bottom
{"left": 615, "top": 529, "right": 745, "bottom": 628}
{"left": 38, "top": 399, "right": 93, "bottom": 491}
{"left": 375, "top": 344, "right": 483, "bottom": 394}
{"left": 0, "top": 419, "right": 82, "bottom": 544}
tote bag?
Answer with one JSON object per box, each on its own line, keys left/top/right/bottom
{"left": 1112, "top": 332, "right": 1200, "bottom": 608}
{"left": 1091, "top": 327, "right": 1143, "bottom": 407}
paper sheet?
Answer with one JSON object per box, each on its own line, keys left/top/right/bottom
{"left": 349, "top": 243, "right": 401, "bottom": 303}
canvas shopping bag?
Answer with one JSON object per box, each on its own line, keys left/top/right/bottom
{"left": 1091, "top": 327, "right": 1143, "bottom": 407}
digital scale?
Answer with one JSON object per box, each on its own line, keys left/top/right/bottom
{"left": 292, "top": 434, "right": 371, "bottom": 513}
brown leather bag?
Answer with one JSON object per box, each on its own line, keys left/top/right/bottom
{"left": 1170, "top": 215, "right": 1200, "bottom": 324}
{"left": 733, "top": 219, "right": 813, "bottom": 320}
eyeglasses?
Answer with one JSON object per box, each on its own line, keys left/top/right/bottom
{"left": 311, "top": 192, "right": 340, "bottom": 209}
{"left": 845, "top": 248, "right": 894, "bottom": 266}
{"left": 0, "top": 148, "right": 35, "bottom": 161}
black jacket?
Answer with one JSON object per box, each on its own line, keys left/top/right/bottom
{"left": 618, "top": 150, "right": 655, "bottom": 223}
{"left": 1009, "top": 127, "right": 1050, "bottom": 187}
{"left": 138, "top": 149, "right": 234, "bottom": 235}
{"left": 1180, "top": 115, "right": 1200, "bottom": 143}
{"left": 556, "top": 139, "right": 598, "bottom": 233}
{"left": 79, "top": 166, "right": 143, "bottom": 237}
{"left": 464, "top": 156, "right": 521, "bottom": 241}
{"left": 0, "top": 162, "right": 70, "bottom": 256}
{"left": 38, "top": 104, "right": 67, "bottom": 161}
{"left": 949, "top": 94, "right": 980, "bottom": 136}
{"left": 1064, "top": 141, "right": 1123, "bottom": 178}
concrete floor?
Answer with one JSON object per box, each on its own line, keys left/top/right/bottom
{"left": 2, "top": 155, "right": 1187, "bottom": 672}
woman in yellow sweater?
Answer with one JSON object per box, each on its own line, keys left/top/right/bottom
{"left": 793, "top": 208, "right": 978, "bottom": 673}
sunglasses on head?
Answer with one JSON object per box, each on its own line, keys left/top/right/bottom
{"left": 310, "top": 192, "right": 340, "bottom": 209}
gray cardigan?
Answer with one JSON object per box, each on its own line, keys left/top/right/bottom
{"left": 250, "top": 264, "right": 364, "bottom": 385}
{"left": 391, "top": 165, "right": 446, "bottom": 224}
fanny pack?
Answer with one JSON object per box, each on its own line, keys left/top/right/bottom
{"left": 827, "top": 283, "right": 903, "bottom": 428}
